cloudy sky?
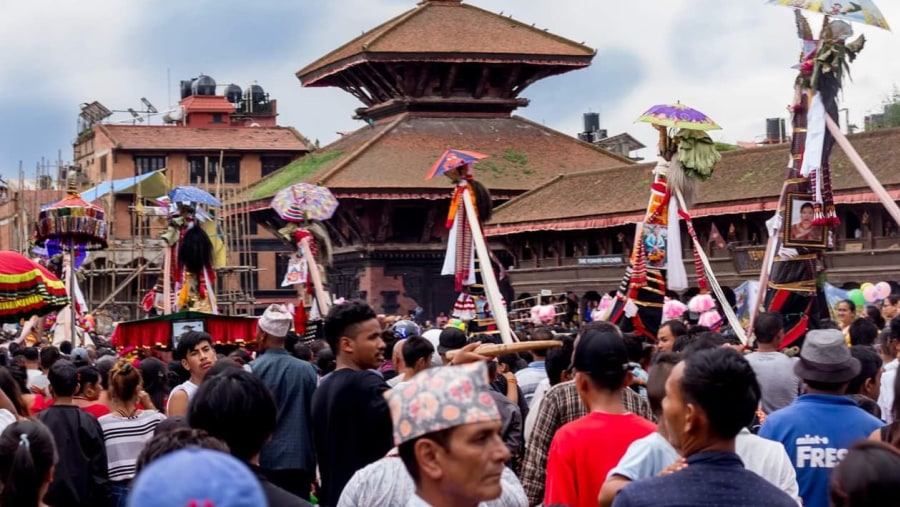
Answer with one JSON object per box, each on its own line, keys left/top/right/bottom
{"left": 0, "top": 0, "right": 897, "bottom": 181}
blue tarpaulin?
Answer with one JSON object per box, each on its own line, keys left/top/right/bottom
{"left": 79, "top": 170, "right": 169, "bottom": 203}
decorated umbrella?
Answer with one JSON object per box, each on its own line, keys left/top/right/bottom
{"left": 36, "top": 194, "right": 108, "bottom": 251}
{"left": 271, "top": 183, "right": 339, "bottom": 222}
{"left": 425, "top": 149, "right": 489, "bottom": 181}
{"left": 768, "top": 0, "right": 890, "bottom": 30}
{"left": 169, "top": 186, "right": 222, "bottom": 207}
{"left": 636, "top": 102, "right": 722, "bottom": 131}
{"left": 0, "top": 251, "right": 68, "bottom": 324}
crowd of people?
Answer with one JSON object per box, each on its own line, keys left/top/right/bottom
{"left": 0, "top": 293, "right": 898, "bottom": 506}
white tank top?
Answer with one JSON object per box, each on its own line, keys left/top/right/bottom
{"left": 166, "top": 380, "right": 199, "bottom": 413}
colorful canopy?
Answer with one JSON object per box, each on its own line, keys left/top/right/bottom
{"left": 0, "top": 251, "right": 69, "bottom": 324}
{"left": 271, "top": 183, "right": 339, "bottom": 222}
{"left": 768, "top": 0, "right": 890, "bottom": 31}
{"left": 636, "top": 102, "right": 721, "bottom": 131}
{"left": 425, "top": 149, "right": 489, "bottom": 180}
{"left": 36, "top": 194, "right": 108, "bottom": 251}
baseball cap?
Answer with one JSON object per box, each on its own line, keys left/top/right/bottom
{"left": 71, "top": 348, "right": 90, "bottom": 365}
{"left": 438, "top": 327, "right": 467, "bottom": 355}
{"left": 128, "top": 449, "right": 265, "bottom": 507}
{"left": 571, "top": 330, "right": 629, "bottom": 378}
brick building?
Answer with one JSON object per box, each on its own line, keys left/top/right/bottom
{"left": 70, "top": 78, "right": 310, "bottom": 318}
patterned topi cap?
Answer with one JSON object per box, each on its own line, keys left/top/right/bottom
{"left": 386, "top": 362, "right": 500, "bottom": 446}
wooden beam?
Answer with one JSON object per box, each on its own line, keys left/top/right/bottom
{"left": 365, "top": 61, "right": 402, "bottom": 98}
{"left": 414, "top": 65, "right": 430, "bottom": 97}
{"left": 420, "top": 206, "right": 438, "bottom": 243}
{"left": 341, "top": 207, "right": 373, "bottom": 243}
{"left": 376, "top": 202, "right": 393, "bottom": 242}
{"left": 513, "top": 68, "right": 553, "bottom": 95}
{"left": 441, "top": 64, "right": 459, "bottom": 98}
{"left": 501, "top": 64, "right": 522, "bottom": 98}
{"left": 353, "top": 66, "right": 391, "bottom": 102}
{"left": 474, "top": 66, "right": 491, "bottom": 99}
{"left": 342, "top": 72, "right": 378, "bottom": 105}
{"left": 336, "top": 75, "right": 374, "bottom": 106}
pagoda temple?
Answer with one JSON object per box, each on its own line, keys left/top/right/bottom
{"left": 240, "top": 0, "right": 633, "bottom": 317}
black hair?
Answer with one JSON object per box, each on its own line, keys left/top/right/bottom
{"left": 497, "top": 354, "right": 521, "bottom": 374}
{"left": 800, "top": 202, "right": 814, "bottom": 212}
{"left": 401, "top": 336, "right": 434, "bottom": 368}
{"left": 315, "top": 348, "right": 336, "bottom": 376}
{"left": 75, "top": 365, "right": 100, "bottom": 395}
{"left": 847, "top": 346, "right": 883, "bottom": 395}
{"left": 819, "top": 319, "right": 842, "bottom": 331}
{"left": 545, "top": 335, "right": 576, "bottom": 386}
{"left": 138, "top": 358, "right": 170, "bottom": 412}
{"left": 293, "top": 343, "right": 312, "bottom": 362}
{"left": 188, "top": 369, "right": 277, "bottom": 462}
{"left": 849, "top": 318, "right": 879, "bottom": 347}
{"left": 310, "top": 340, "right": 330, "bottom": 358}
{"left": 47, "top": 360, "right": 78, "bottom": 397}
{"left": 830, "top": 441, "right": 900, "bottom": 507}
{"left": 680, "top": 348, "right": 760, "bottom": 440}
{"left": 574, "top": 330, "right": 628, "bottom": 391}
{"left": 0, "top": 420, "right": 57, "bottom": 507}
{"left": 174, "top": 331, "right": 214, "bottom": 362}
{"left": 660, "top": 320, "right": 687, "bottom": 338}
{"left": 0, "top": 368, "right": 27, "bottom": 418}
{"left": 647, "top": 353, "right": 681, "bottom": 417}
{"left": 153, "top": 415, "right": 189, "bottom": 436}
{"left": 753, "top": 312, "right": 784, "bottom": 345}
{"left": 323, "top": 300, "right": 377, "bottom": 353}
{"left": 582, "top": 320, "right": 623, "bottom": 336}
{"left": 848, "top": 394, "right": 882, "bottom": 419}
{"left": 397, "top": 427, "right": 454, "bottom": 484}
{"left": 887, "top": 294, "right": 900, "bottom": 307}
{"left": 135, "top": 428, "right": 229, "bottom": 474}
{"left": 204, "top": 359, "right": 243, "bottom": 380}
{"left": 58, "top": 341, "right": 73, "bottom": 356}
{"left": 865, "top": 306, "right": 886, "bottom": 331}
{"left": 22, "top": 347, "right": 38, "bottom": 362}
{"left": 39, "top": 347, "right": 60, "bottom": 370}
{"left": 96, "top": 357, "right": 116, "bottom": 390}
{"left": 166, "top": 360, "right": 189, "bottom": 387}
{"left": 840, "top": 299, "right": 856, "bottom": 314}
{"left": 622, "top": 333, "right": 643, "bottom": 363}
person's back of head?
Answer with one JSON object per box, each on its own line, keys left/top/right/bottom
{"left": 753, "top": 312, "right": 784, "bottom": 346}
{"left": 831, "top": 441, "right": 900, "bottom": 507}
{"left": 865, "top": 306, "right": 885, "bottom": 331}
{"left": 39, "top": 347, "right": 60, "bottom": 371}
{"left": 848, "top": 345, "right": 884, "bottom": 396}
{"left": 136, "top": 427, "right": 229, "bottom": 473}
{"left": 58, "top": 341, "right": 73, "bottom": 356}
{"left": 0, "top": 368, "right": 26, "bottom": 418}
{"left": 647, "top": 353, "right": 680, "bottom": 418}
{"left": 850, "top": 318, "right": 879, "bottom": 347}
{"left": 622, "top": 333, "right": 644, "bottom": 363}
{"left": 22, "top": 347, "right": 39, "bottom": 364}
{"left": 819, "top": 319, "right": 842, "bottom": 331}
{"left": 310, "top": 339, "right": 330, "bottom": 359}
{"left": 187, "top": 369, "right": 276, "bottom": 463}
{"left": 323, "top": 299, "right": 378, "bottom": 354}
{"left": 531, "top": 327, "right": 554, "bottom": 359}
{"left": 0, "top": 420, "right": 57, "bottom": 507}
{"left": 401, "top": 336, "right": 435, "bottom": 372}
{"left": 572, "top": 330, "right": 629, "bottom": 392}
{"left": 545, "top": 336, "right": 576, "bottom": 386}
{"left": 681, "top": 348, "right": 760, "bottom": 441}
{"left": 582, "top": 320, "right": 623, "bottom": 337}
{"left": 47, "top": 360, "right": 78, "bottom": 398}
{"left": 108, "top": 359, "right": 143, "bottom": 403}
{"left": 681, "top": 332, "right": 726, "bottom": 356}
{"left": 293, "top": 342, "right": 312, "bottom": 361}
{"left": 316, "top": 348, "right": 336, "bottom": 376}
{"left": 138, "top": 358, "right": 170, "bottom": 410}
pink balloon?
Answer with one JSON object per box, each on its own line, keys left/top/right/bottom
{"left": 876, "top": 282, "right": 892, "bottom": 300}
{"left": 863, "top": 285, "right": 878, "bottom": 303}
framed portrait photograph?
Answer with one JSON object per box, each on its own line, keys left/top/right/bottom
{"left": 783, "top": 193, "right": 827, "bottom": 249}
{"left": 171, "top": 320, "right": 205, "bottom": 349}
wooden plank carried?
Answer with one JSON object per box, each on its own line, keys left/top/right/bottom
{"left": 445, "top": 340, "right": 562, "bottom": 360}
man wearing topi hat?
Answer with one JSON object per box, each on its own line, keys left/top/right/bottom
{"left": 252, "top": 304, "right": 319, "bottom": 500}
{"left": 388, "top": 362, "right": 512, "bottom": 507}
{"left": 759, "top": 329, "right": 883, "bottom": 507}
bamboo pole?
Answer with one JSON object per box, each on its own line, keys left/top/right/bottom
{"left": 461, "top": 188, "right": 513, "bottom": 345}
{"left": 299, "top": 237, "right": 329, "bottom": 316}
{"left": 825, "top": 116, "right": 900, "bottom": 227}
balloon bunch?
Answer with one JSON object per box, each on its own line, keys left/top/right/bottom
{"left": 847, "top": 281, "right": 892, "bottom": 307}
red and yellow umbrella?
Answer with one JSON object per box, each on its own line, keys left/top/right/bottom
{"left": 0, "top": 251, "right": 69, "bottom": 324}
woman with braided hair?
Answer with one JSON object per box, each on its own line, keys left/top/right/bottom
{"left": 98, "top": 359, "right": 165, "bottom": 507}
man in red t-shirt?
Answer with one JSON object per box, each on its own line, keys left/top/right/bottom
{"left": 544, "top": 329, "right": 656, "bottom": 507}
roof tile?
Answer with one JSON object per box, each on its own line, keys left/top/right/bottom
{"left": 99, "top": 125, "right": 311, "bottom": 152}
{"left": 488, "top": 127, "right": 900, "bottom": 227}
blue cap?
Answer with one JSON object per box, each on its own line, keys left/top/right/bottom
{"left": 128, "top": 449, "right": 265, "bottom": 507}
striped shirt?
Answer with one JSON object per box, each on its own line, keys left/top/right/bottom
{"left": 99, "top": 410, "right": 165, "bottom": 481}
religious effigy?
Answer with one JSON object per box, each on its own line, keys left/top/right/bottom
{"left": 605, "top": 103, "right": 744, "bottom": 343}
{"left": 269, "top": 182, "right": 338, "bottom": 339}
{"left": 431, "top": 149, "right": 513, "bottom": 344}
{"left": 754, "top": 1, "right": 894, "bottom": 348}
